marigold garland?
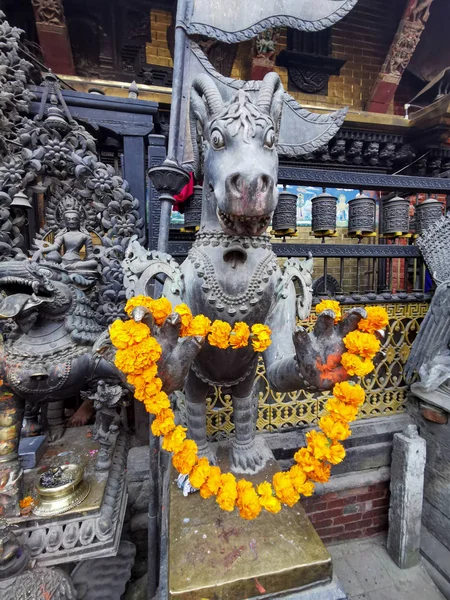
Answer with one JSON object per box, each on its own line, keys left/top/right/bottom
{"left": 110, "top": 296, "right": 388, "bottom": 520}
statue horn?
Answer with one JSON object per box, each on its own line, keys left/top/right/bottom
{"left": 191, "top": 74, "right": 223, "bottom": 116}
{"left": 257, "top": 72, "right": 282, "bottom": 114}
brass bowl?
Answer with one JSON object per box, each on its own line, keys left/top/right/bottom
{"left": 33, "top": 464, "right": 90, "bottom": 517}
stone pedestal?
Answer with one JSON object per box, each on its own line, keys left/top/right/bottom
{"left": 168, "top": 439, "right": 333, "bottom": 599}
{"left": 387, "top": 424, "right": 426, "bottom": 569}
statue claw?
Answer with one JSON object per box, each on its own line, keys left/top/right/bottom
{"left": 197, "top": 443, "right": 217, "bottom": 466}
{"left": 230, "top": 439, "right": 266, "bottom": 474}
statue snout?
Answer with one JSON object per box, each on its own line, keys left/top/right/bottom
{"left": 225, "top": 172, "right": 275, "bottom": 216}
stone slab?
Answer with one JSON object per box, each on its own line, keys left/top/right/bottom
{"left": 168, "top": 441, "right": 332, "bottom": 599}
{"left": 258, "top": 575, "right": 347, "bottom": 599}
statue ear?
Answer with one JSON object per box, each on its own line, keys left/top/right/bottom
{"left": 271, "top": 86, "right": 284, "bottom": 138}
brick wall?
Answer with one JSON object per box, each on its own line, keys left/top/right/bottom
{"left": 146, "top": 9, "right": 173, "bottom": 68}
{"left": 302, "top": 482, "right": 390, "bottom": 544}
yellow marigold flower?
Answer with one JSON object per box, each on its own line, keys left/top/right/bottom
{"left": 115, "top": 348, "right": 138, "bottom": 374}
{"left": 236, "top": 479, "right": 262, "bottom": 520}
{"left": 208, "top": 320, "right": 232, "bottom": 349}
{"left": 162, "top": 425, "right": 187, "bottom": 453}
{"left": 125, "top": 295, "right": 154, "bottom": 317}
{"left": 343, "top": 330, "right": 380, "bottom": 360}
{"left": 109, "top": 319, "right": 150, "bottom": 350}
{"left": 185, "top": 314, "right": 212, "bottom": 337}
{"left": 257, "top": 482, "right": 282, "bottom": 514}
{"left": 341, "top": 353, "right": 374, "bottom": 378}
{"left": 229, "top": 322, "right": 250, "bottom": 349}
{"left": 172, "top": 439, "right": 198, "bottom": 475}
{"left": 315, "top": 300, "right": 341, "bottom": 323}
{"left": 273, "top": 471, "right": 300, "bottom": 507}
{"left": 144, "top": 390, "right": 171, "bottom": 415}
{"left": 293, "top": 447, "right": 321, "bottom": 473}
{"left": 358, "top": 306, "right": 389, "bottom": 334}
{"left": 141, "top": 364, "right": 158, "bottom": 382}
{"left": 174, "top": 303, "right": 193, "bottom": 336}
{"left": 329, "top": 442, "right": 346, "bottom": 465}
{"left": 333, "top": 381, "right": 365, "bottom": 407}
{"left": 325, "top": 398, "right": 359, "bottom": 423}
{"left": 305, "top": 430, "right": 331, "bottom": 461}
{"left": 150, "top": 297, "right": 172, "bottom": 326}
{"left": 289, "top": 465, "right": 314, "bottom": 497}
{"left": 251, "top": 323, "right": 272, "bottom": 352}
{"left": 189, "top": 457, "right": 211, "bottom": 489}
{"left": 309, "top": 462, "right": 331, "bottom": 484}
{"left": 319, "top": 415, "right": 351, "bottom": 441}
{"left": 216, "top": 473, "right": 238, "bottom": 511}
{"left": 200, "top": 465, "right": 222, "bottom": 499}
{"left": 151, "top": 408, "right": 176, "bottom": 437}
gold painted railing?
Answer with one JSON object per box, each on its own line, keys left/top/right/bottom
{"left": 205, "top": 302, "right": 429, "bottom": 439}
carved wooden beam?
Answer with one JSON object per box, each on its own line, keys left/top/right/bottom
{"left": 366, "top": 0, "right": 435, "bottom": 114}
{"left": 31, "top": 0, "right": 76, "bottom": 75}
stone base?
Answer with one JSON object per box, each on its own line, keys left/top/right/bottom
{"left": 265, "top": 575, "right": 347, "bottom": 599}
{"left": 168, "top": 439, "right": 332, "bottom": 599}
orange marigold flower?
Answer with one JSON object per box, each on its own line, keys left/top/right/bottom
{"left": 189, "top": 457, "right": 211, "bottom": 489}
{"left": 293, "top": 447, "right": 321, "bottom": 473}
{"left": 151, "top": 408, "right": 176, "bottom": 436}
{"left": 325, "top": 398, "right": 359, "bottom": 423}
{"left": 257, "top": 482, "right": 282, "bottom": 514}
{"left": 316, "top": 299, "right": 341, "bottom": 323}
{"left": 172, "top": 439, "right": 198, "bottom": 475}
{"left": 150, "top": 297, "right": 172, "bottom": 326}
{"left": 273, "top": 471, "right": 300, "bottom": 507}
{"left": 141, "top": 364, "right": 158, "bottom": 382}
{"left": 200, "top": 465, "right": 222, "bottom": 499}
{"left": 174, "top": 303, "right": 193, "bottom": 336}
{"left": 109, "top": 319, "right": 150, "bottom": 350}
{"left": 319, "top": 415, "right": 351, "bottom": 441}
{"left": 229, "top": 322, "right": 250, "bottom": 349}
{"left": 125, "top": 295, "right": 154, "bottom": 317}
{"left": 208, "top": 320, "right": 232, "bottom": 349}
{"left": 358, "top": 306, "right": 389, "bottom": 334}
{"left": 162, "top": 425, "right": 187, "bottom": 453}
{"left": 341, "top": 353, "right": 374, "bottom": 378}
{"left": 333, "top": 381, "right": 365, "bottom": 407}
{"left": 185, "top": 314, "right": 212, "bottom": 337}
{"left": 19, "top": 496, "right": 34, "bottom": 509}
{"left": 216, "top": 472, "right": 238, "bottom": 511}
{"left": 236, "top": 479, "right": 262, "bottom": 520}
{"left": 309, "top": 462, "right": 331, "bottom": 484}
{"left": 329, "top": 442, "right": 346, "bottom": 465}
{"left": 305, "top": 430, "right": 331, "bottom": 461}
{"left": 289, "top": 465, "right": 314, "bottom": 497}
{"left": 343, "top": 330, "right": 380, "bottom": 360}
{"left": 251, "top": 323, "right": 272, "bottom": 352}
{"left": 144, "top": 390, "right": 171, "bottom": 415}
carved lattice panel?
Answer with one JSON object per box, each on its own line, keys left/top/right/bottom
{"left": 205, "top": 302, "right": 428, "bottom": 439}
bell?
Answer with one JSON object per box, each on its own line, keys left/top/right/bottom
{"left": 272, "top": 189, "right": 297, "bottom": 237}
{"left": 381, "top": 194, "right": 410, "bottom": 236}
{"left": 415, "top": 197, "right": 443, "bottom": 235}
{"left": 10, "top": 190, "right": 32, "bottom": 210}
{"left": 183, "top": 185, "right": 203, "bottom": 232}
{"left": 311, "top": 190, "right": 337, "bottom": 236}
{"left": 347, "top": 193, "right": 376, "bottom": 236}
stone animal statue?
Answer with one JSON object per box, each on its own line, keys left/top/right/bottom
{"left": 124, "top": 72, "right": 365, "bottom": 472}
{"left": 0, "top": 258, "right": 121, "bottom": 437}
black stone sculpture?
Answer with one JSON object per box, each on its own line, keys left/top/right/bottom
{"left": 124, "top": 73, "right": 366, "bottom": 473}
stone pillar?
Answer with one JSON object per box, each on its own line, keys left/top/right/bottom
{"left": 366, "top": 0, "right": 435, "bottom": 113}
{"left": 31, "top": 0, "right": 76, "bottom": 75}
{"left": 387, "top": 424, "right": 426, "bottom": 568}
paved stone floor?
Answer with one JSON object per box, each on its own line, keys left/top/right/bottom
{"left": 327, "top": 534, "right": 445, "bottom": 600}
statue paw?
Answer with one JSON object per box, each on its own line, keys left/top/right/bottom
{"left": 230, "top": 440, "right": 266, "bottom": 474}
{"left": 197, "top": 443, "right": 217, "bottom": 466}
{"left": 48, "top": 426, "right": 65, "bottom": 443}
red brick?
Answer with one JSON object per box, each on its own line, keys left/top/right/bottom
{"left": 336, "top": 487, "right": 368, "bottom": 499}
{"left": 356, "top": 491, "right": 387, "bottom": 502}
{"left": 368, "top": 483, "right": 389, "bottom": 493}
{"left": 373, "top": 498, "right": 390, "bottom": 509}
{"left": 372, "top": 515, "right": 389, "bottom": 527}
{"left": 333, "top": 513, "right": 363, "bottom": 526}
{"left": 312, "top": 518, "right": 333, "bottom": 529}
{"left": 316, "top": 525, "right": 345, "bottom": 537}
{"left": 327, "top": 497, "right": 358, "bottom": 510}
{"left": 346, "top": 518, "right": 373, "bottom": 531}
{"left": 343, "top": 502, "right": 372, "bottom": 515}
{"left": 304, "top": 501, "right": 327, "bottom": 513}
{"left": 309, "top": 508, "right": 344, "bottom": 520}
{"left": 365, "top": 507, "right": 389, "bottom": 519}
{"left": 364, "top": 524, "right": 388, "bottom": 536}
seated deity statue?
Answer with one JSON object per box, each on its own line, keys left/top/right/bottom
{"left": 34, "top": 209, "right": 98, "bottom": 273}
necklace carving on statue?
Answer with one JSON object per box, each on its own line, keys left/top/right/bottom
{"left": 109, "top": 296, "right": 388, "bottom": 520}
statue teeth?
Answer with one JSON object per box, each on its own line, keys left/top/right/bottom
{"left": 228, "top": 307, "right": 237, "bottom": 315}
{"left": 240, "top": 305, "right": 248, "bottom": 313}
{"left": 216, "top": 303, "right": 225, "bottom": 311}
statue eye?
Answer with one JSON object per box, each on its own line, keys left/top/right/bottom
{"left": 211, "top": 129, "right": 225, "bottom": 150}
{"left": 264, "top": 128, "right": 275, "bottom": 149}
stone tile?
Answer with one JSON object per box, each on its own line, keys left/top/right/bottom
{"left": 333, "top": 557, "right": 365, "bottom": 597}
{"left": 345, "top": 549, "right": 392, "bottom": 592}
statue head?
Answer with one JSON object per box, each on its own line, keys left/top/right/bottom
{"left": 64, "top": 210, "right": 81, "bottom": 231}
{"left": 190, "top": 72, "right": 284, "bottom": 236}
